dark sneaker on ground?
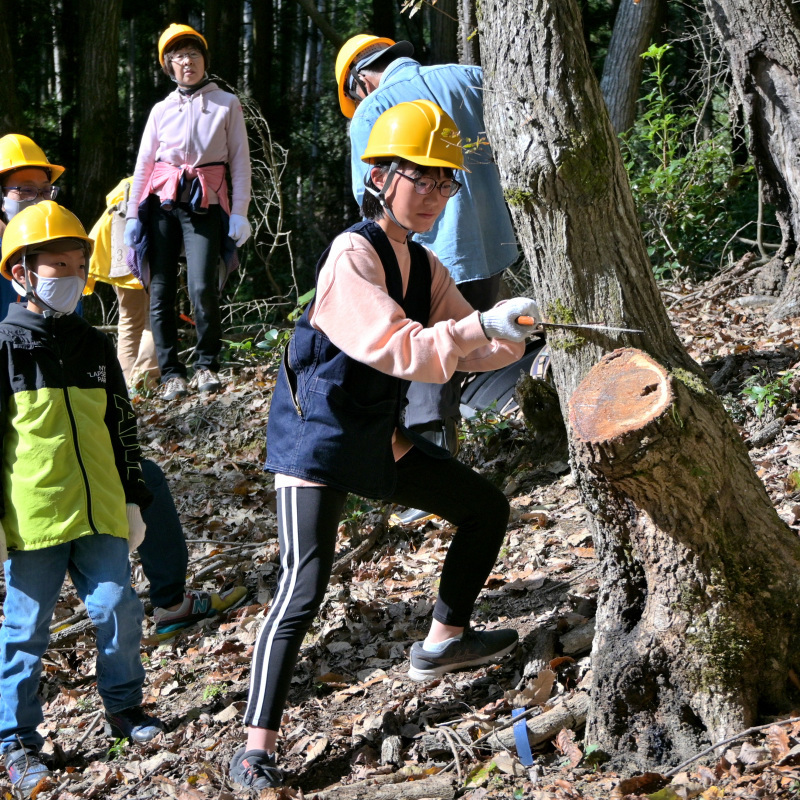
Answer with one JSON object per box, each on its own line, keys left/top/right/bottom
{"left": 390, "top": 507, "right": 438, "bottom": 526}
{"left": 229, "top": 746, "right": 284, "bottom": 790}
{"left": 5, "top": 745, "right": 51, "bottom": 796}
{"left": 190, "top": 368, "right": 221, "bottom": 394}
{"left": 160, "top": 376, "right": 189, "bottom": 401}
{"left": 408, "top": 627, "right": 519, "bottom": 681}
{"left": 154, "top": 586, "right": 247, "bottom": 641}
{"left": 104, "top": 706, "right": 163, "bottom": 743}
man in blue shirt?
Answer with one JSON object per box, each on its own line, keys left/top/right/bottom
{"left": 336, "top": 35, "right": 519, "bottom": 457}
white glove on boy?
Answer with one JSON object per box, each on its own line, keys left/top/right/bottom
{"left": 126, "top": 503, "right": 147, "bottom": 553}
{"left": 480, "top": 298, "right": 540, "bottom": 342}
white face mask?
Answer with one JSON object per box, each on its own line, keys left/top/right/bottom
{"left": 30, "top": 275, "right": 86, "bottom": 315}
{"left": 2, "top": 196, "right": 37, "bottom": 221}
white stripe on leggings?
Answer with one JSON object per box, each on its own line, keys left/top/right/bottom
{"left": 246, "top": 486, "right": 301, "bottom": 725}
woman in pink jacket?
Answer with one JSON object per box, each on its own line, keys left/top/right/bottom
{"left": 125, "top": 23, "right": 251, "bottom": 401}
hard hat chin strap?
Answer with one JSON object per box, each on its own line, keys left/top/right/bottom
{"left": 363, "top": 160, "right": 409, "bottom": 234}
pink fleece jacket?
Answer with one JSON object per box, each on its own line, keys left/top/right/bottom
{"left": 128, "top": 82, "right": 251, "bottom": 219}
{"left": 275, "top": 231, "right": 524, "bottom": 489}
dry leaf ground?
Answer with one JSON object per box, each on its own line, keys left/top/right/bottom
{"left": 1, "top": 275, "right": 799, "bottom": 800}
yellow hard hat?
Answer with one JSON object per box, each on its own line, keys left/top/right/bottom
{"left": 335, "top": 34, "right": 413, "bottom": 119}
{"left": 1, "top": 201, "right": 93, "bottom": 281}
{"left": 158, "top": 23, "right": 208, "bottom": 67}
{"left": 0, "top": 134, "right": 65, "bottom": 183}
{"left": 360, "top": 100, "right": 465, "bottom": 170}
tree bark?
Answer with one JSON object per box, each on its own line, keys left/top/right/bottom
{"left": 478, "top": 0, "right": 800, "bottom": 771}
{"left": 0, "top": 0, "right": 22, "bottom": 134}
{"left": 74, "top": 0, "right": 122, "bottom": 225}
{"left": 429, "top": 0, "right": 458, "bottom": 65}
{"left": 703, "top": 0, "right": 800, "bottom": 319}
{"left": 600, "top": 0, "right": 663, "bottom": 133}
{"left": 457, "top": 0, "right": 480, "bottom": 66}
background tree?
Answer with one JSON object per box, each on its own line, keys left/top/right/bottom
{"left": 703, "top": 0, "right": 800, "bottom": 320}
{"left": 479, "top": 0, "right": 800, "bottom": 771}
{"left": 600, "top": 0, "right": 664, "bottom": 133}
{"left": 74, "top": 0, "right": 122, "bottom": 224}
{"left": 0, "top": 0, "right": 23, "bottom": 134}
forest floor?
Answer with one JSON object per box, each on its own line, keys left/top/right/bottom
{"left": 3, "top": 267, "right": 800, "bottom": 800}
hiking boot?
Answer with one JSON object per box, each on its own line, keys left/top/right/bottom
{"left": 104, "top": 706, "right": 163, "bottom": 743}
{"left": 4, "top": 745, "right": 51, "bottom": 796}
{"left": 160, "top": 376, "right": 189, "bottom": 401}
{"left": 189, "top": 368, "right": 221, "bottom": 394}
{"left": 154, "top": 586, "right": 247, "bottom": 641}
{"left": 229, "top": 746, "right": 284, "bottom": 790}
{"left": 408, "top": 626, "right": 519, "bottom": 681}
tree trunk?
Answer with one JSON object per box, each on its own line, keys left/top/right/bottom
{"left": 429, "top": 0, "right": 458, "bottom": 65}
{"left": 457, "top": 0, "right": 480, "bottom": 66}
{"left": 206, "top": 0, "right": 242, "bottom": 87}
{"left": 74, "top": 0, "right": 122, "bottom": 225}
{"left": 0, "top": 0, "right": 22, "bottom": 134}
{"left": 478, "top": 0, "right": 800, "bottom": 771}
{"left": 600, "top": 0, "right": 663, "bottom": 133}
{"left": 703, "top": 0, "right": 800, "bottom": 319}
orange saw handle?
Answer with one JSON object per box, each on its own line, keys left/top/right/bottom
{"left": 517, "top": 315, "right": 536, "bottom": 326}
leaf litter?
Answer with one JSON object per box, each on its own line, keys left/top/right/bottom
{"left": 2, "top": 279, "right": 800, "bottom": 799}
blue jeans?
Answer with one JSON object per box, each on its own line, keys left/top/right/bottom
{"left": 138, "top": 459, "right": 188, "bottom": 609}
{"left": 0, "top": 534, "right": 145, "bottom": 752}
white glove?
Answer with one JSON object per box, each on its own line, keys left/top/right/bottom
{"left": 123, "top": 219, "right": 138, "bottom": 248}
{"left": 480, "top": 298, "right": 540, "bottom": 342}
{"left": 228, "top": 214, "right": 251, "bottom": 247}
{"left": 126, "top": 503, "right": 147, "bottom": 553}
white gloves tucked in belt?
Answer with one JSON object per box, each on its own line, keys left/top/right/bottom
{"left": 480, "top": 298, "right": 540, "bottom": 342}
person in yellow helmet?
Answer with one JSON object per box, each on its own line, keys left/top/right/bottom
{"left": 0, "top": 134, "right": 65, "bottom": 316}
{"left": 86, "top": 177, "right": 160, "bottom": 392}
{"left": 0, "top": 202, "right": 164, "bottom": 794}
{"left": 228, "top": 101, "right": 538, "bottom": 791}
{"left": 336, "top": 34, "right": 520, "bottom": 467}
{"left": 126, "top": 22, "right": 252, "bottom": 401}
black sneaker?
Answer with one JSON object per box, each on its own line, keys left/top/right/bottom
{"left": 229, "top": 746, "right": 284, "bottom": 790}
{"left": 104, "top": 706, "right": 163, "bottom": 743}
{"left": 4, "top": 745, "right": 51, "bottom": 796}
{"left": 408, "top": 626, "right": 519, "bottom": 681}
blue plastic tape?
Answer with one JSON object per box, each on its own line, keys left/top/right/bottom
{"left": 512, "top": 708, "right": 534, "bottom": 766}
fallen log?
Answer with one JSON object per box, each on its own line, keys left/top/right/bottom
{"left": 485, "top": 691, "right": 589, "bottom": 752}
{"left": 309, "top": 773, "right": 456, "bottom": 800}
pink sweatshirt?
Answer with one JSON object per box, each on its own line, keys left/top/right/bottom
{"left": 275, "top": 231, "right": 524, "bottom": 489}
{"left": 128, "top": 82, "right": 251, "bottom": 219}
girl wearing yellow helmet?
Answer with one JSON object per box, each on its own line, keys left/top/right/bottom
{"left": 229, "top": 100, "right": 539, "bottom": 791}
{"left": 0, "top": 134, "right": 65, "bottom": 317}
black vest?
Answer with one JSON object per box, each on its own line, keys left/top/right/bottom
{"left": 265, "top": 221, "right": 448, "bottom": 498}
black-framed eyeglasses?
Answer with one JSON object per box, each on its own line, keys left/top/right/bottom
{"left": 170, "top": 51, "right": 202, "bottom": 63}
{"left": 2, "top": 185, "right": 59, "bottom": 201}
{"left": 395, "top": 172, "right": 462, "bottom": 198}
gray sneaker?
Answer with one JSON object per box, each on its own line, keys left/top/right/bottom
{"left": 190, "top": 368, "right": 221, "bottom": 394}
{"left": 229, "top": 746, "right": 283, "bottom": 790}
{"left": 5, "top": 745, "right": 51, "bottom": 796}
{"left": 408, "top": 627, "right": 518, "bottom": 681}
{"left": 160, "top": 376, "right": 189, "bottom": 401}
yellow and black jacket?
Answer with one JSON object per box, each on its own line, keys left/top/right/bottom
{"left": 0, "top": 303, "right": 151, "bottom": 551}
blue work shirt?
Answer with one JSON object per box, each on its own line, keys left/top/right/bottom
{"left": 349, "top": 58, "right": 519, "bottom": 285}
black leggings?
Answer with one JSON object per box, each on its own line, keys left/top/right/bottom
{"left": 244, "top": 447, "right": 510, "bottom": 730}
